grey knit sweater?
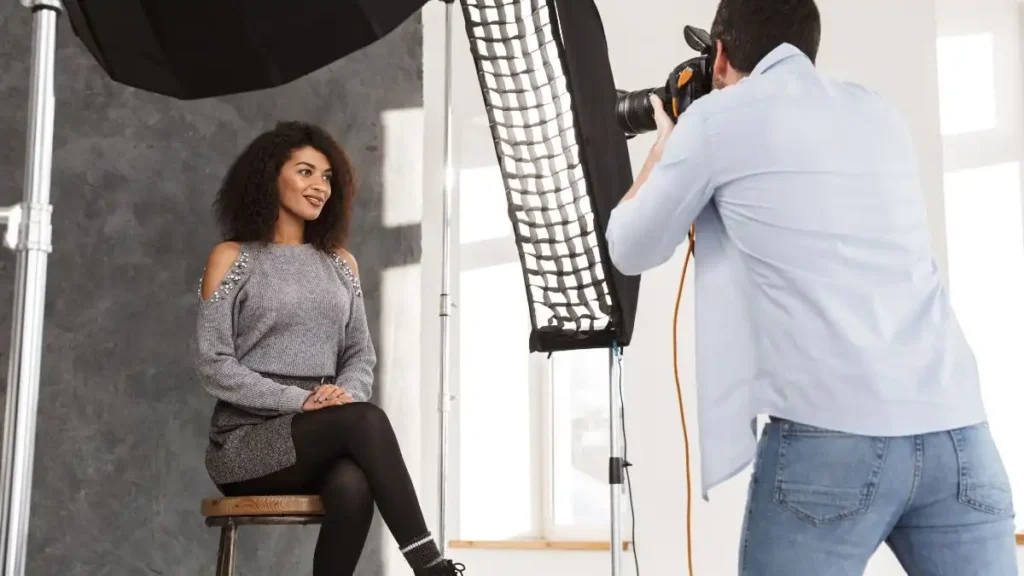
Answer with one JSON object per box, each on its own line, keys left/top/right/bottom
{"left": 195, "top": 242, "right": 376, "bottom": 485}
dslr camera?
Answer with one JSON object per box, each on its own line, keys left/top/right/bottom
{"left": 616, "top": 26, "right": 716, "bottom": 138}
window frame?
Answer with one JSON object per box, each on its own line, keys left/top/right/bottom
{"left": 453, "top": 164, "right": 619, "bottom": 543}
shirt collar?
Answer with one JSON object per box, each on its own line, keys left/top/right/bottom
{"left": 750, "top": 43, "right": 809, "bottom": 76}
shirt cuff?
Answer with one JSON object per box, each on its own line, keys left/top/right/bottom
{"left": 280, "top": 385, "right": 311, "bottom": 414}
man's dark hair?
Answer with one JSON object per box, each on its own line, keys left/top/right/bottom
{"left": 710, "top": 0, "right": 821, "bottom": 73}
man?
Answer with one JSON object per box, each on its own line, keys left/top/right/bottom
{"left": 605, "top": 0, "right": 1018, "bottom": 574}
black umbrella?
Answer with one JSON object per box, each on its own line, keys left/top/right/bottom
{"left": 62, "top": 0, "right": 432, "bottom": 99}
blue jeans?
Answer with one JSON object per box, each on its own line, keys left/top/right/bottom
{"left": 740, "top": 419, "right": 1018, "bottom": 575}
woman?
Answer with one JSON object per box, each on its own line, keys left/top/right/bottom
{"left": 195, "top": 121, "right": 465, "bottom": 575}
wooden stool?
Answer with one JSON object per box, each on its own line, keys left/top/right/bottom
{"left": 201, "top": 496, "right": 325, "bottom": 576}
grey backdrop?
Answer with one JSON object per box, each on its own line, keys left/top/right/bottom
{"left": 0, "top": 5, "right": 422, "bottom": 575}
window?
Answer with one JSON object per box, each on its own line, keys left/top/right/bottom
{"left": 936, "top": 33, "right": 997, "bottom": 135}
{"left": 455, "top": 164, "right": 628, "bottom": 541}
{"left": 943, "top": 162, "right": 1024, "bottom": 533}
{"left": 457, "top": 261, "right": 535, "bottom": 539}
{"left": 549, "top": 348, "right": 623, "bottom": 540}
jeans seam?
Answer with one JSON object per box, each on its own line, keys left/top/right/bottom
{"left": 901, "top": 435, "right": 923, "bottom": 516}
{"left": 740, "top": 486, "right": 755, "bottom": 574}
{"left": 741, "top": 423, "right": 771, "bottom": 576}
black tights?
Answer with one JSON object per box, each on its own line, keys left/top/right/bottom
{"left": 220, "top": 403, "right": 431, "bottom": 575}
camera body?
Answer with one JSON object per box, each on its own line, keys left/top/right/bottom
{"left": 616, "top": 26, "right": 716, "bottom": 138}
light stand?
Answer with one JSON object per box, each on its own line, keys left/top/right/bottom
{"left": 609, "top": 343, "right": 625, "bottom": 575}
{"left": 0, "top": 2, "right": 61, "bottom": 575}
{"left": 436, "top": 0, "right": 456, "bottom": 557}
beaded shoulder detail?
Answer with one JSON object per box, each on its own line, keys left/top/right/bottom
{"left": 198, "top": 248, "right": 252, "bottom": 303}
{"left": 331, "top": 253, "right": 363, "bottom": 297}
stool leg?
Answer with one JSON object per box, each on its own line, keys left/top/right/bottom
{"left": 216, "top": 522, "right": 237, "bottom": 576}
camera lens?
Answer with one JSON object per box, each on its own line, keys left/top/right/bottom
{"left": 615, "top": 87, "right": 665, "bottom": 137}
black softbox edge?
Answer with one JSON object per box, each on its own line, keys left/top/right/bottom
{"left": 538, "top": 0, "right": 640, "bottom": 352}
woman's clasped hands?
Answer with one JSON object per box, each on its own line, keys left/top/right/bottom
{"left": 302, "top": 384, "right": 354, "bottom": 412}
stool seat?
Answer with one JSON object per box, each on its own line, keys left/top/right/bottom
{"left": 202, "top": 496, "right": 325, "bottom": 575}
{"left": 201, "top": 495, "right": 324, "bottom": 518}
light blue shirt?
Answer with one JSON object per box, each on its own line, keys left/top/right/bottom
{"left": 606, "top": 44, "right": 986, "bottom": 497}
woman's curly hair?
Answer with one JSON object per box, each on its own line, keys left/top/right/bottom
{"left": 214, "top": 121, "right": 356, "bottom": 252}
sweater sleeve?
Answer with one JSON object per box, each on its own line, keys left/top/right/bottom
{"left": 195, "top": 247, "right": 310, "bottom": 414}
{"left": 332, "top": 255, "right": 377, "bottom": 402}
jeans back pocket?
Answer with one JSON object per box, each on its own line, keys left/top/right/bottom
{"left": 950, "top": 423, "right": 1014, "bottom": 517}
{"left": 773, "top": 422, "right": 888, "bottom": 526}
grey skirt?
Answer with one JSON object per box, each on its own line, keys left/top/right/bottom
{"left": 205, "top": 374, "right": 330, "bottom": 487}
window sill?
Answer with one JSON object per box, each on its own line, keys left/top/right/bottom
{"left": 455, "top": 536, "right": 1021, "bottom": 549}
{"left": 455, "top": 536, "right": 1022, "bottom": 549}
{"left": 449, "top": 540, "right": 632, "bottom": 552}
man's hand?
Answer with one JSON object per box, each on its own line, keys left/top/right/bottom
{"left": 650, "top": 93, "right": 676, "bottom": 155}
{"left": 619, "top": 94, "right": 676, "bottom": 205}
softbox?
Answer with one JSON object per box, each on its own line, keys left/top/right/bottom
{"left": 459, "top": 0, "right": 639, "bottom": 353}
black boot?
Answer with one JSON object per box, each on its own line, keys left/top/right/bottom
{"left": 414, "top": 559, "right": 466, "bottom": 575}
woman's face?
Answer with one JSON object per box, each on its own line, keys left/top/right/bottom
{"left": 277, "top": 146, "right": 333, "bottom": 222}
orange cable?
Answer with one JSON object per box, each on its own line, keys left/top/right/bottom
{"left": 672, "top": 225, "right": 696, "bottom": 576}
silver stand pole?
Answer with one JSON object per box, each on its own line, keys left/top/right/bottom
{"left": 0, "top": 2, "right": 60, "bottom": 575}
{"left": 609, "top": 344, "right": 625, "bottom": 576}
{"left": 436, "top": 0, "right": 457, "bottom": 557}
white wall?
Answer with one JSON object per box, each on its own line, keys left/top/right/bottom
{"left": 420, "top": 1, "right": 1024, "bottom": 574}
